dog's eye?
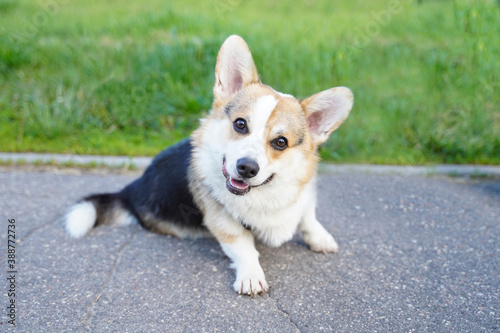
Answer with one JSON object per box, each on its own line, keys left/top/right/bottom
{"left": 233, "top": 118, "right": 248, "bottom": 133}
{"left": 271, "top": 137, "right": 288, "bottom": 151}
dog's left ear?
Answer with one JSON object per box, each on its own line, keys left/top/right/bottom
{"left": 301, "top": 87, "right": 354, "bottom": 146}
{"left": 213, "top": 35, "right": 260, "bottom": 101}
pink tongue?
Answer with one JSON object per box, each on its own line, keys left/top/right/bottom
{"left": 230, "top": 177, "right": 249, "bottom": 189}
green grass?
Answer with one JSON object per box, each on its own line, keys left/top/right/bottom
{"left": 0, "top": 0, "right": 498, "bottom": 164}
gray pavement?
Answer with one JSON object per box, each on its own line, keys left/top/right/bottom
{"left": 0, "top": 167, "right": 499, "bottom": 332}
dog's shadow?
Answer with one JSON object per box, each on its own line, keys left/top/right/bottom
{"left": 91, "top": 224, "right": 339, "bottom": 296}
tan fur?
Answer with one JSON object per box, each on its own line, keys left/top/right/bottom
{"left": 264, "top": 99, "right": 308, "bottom": 158}
{"left": 207, "top": 225, "right": 238, "bottom": 244}
{"left": 140, "top": 212, "right": 211, "bottom": 239}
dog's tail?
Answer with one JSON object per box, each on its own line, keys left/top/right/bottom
{"left": 63, "top": 193, "right": 137, "bottom": 238}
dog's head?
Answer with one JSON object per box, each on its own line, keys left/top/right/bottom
{"left": 196, "top": 35, "right": 353, "bottom": 198}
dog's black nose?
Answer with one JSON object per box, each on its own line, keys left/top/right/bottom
{"left": 236, "top": 158, "right": 260, "bottom": 179}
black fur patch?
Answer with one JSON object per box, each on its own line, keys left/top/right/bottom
{"left": 238, "top": 217, "right": 252, "bottom": 231}
{"left": 120, "top": 139, "right": 204, "bottom": 229}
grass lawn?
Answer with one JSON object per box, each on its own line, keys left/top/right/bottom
{"left": 0, "top": 0, "right": 498, "bottom": 164}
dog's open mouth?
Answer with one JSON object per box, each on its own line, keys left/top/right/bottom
{"left": 222, "top": 158, "right": 273, "bottom": 196}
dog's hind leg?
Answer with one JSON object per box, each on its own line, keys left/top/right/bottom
{"left": 298, "top": 200, "right": 339, "bottom": 254}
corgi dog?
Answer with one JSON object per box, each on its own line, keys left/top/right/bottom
{"left": 64, "top": 35, "right": 354, "bottom": 296}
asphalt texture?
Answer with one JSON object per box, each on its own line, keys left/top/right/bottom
{"left": 0, "top": 166, "right": 498, "bottom": 332}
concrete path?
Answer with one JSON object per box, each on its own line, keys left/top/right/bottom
{"left": 0, "top": 167, "right": 498, "bottom": 332}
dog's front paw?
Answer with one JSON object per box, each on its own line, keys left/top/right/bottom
{"left": 304, "top": 232, "right": 339, "bottom": 254}
{"left": 233, "top": 272, "right": 269, "bottom": 296}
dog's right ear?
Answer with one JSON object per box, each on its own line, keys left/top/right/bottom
{"left": 213, "top": 35, "right": 260, "bottom": 101}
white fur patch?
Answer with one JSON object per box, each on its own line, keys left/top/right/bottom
{"left": 252, "top": 95, "right": 278, "bottom": 130}
{"left": 220, "top": 231, "right": 268, "bottom": 295}
{"left": 271, "top": 87, "right": 294, "bottom": 98}
{"left": 64, "top": 201, "right": 97, "bottom": 238}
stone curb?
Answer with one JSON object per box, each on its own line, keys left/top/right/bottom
{"left": 0, "top": 152, "right": 153, "bottom": 169}
{"left": 319, "top": 163, "right": 500, "bottom": 177}
{"left": 1, "top": 152, "right": 500, "bottom": 177}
